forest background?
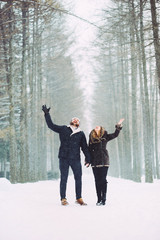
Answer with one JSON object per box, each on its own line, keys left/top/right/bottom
{"left": 0, "top": 0, "right": 160, "bottom": 184}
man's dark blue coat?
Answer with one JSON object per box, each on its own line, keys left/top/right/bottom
{"left": 45, "top": 113, "right": 90, "bottom": 163}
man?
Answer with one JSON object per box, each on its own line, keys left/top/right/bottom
{"left": 42, "top": 105, "right": 90, "bottom": 206}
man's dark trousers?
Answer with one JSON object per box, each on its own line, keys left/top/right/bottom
{"left": 60, "top": 158, "right": 82, "bottom": 200}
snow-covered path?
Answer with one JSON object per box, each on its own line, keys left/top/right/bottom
{"left": 0, "top": 172, "right": 160, "bottom": 240}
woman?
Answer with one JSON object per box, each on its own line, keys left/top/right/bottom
{"left": 88, "top": 119, "right": 124, "bottom": 206}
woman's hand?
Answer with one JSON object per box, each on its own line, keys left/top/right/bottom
{"left": 116, "top": 118, "right": 124, "bottom": 130}
{"left": 118, "top": 118, "right": 125, "bottom": 125}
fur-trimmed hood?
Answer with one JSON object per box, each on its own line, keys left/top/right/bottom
{"left": 89, "top": 127, "right": 106, "bottom": 144}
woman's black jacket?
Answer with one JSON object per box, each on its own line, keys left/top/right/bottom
{"left": 89, "top": 127, "right": 121, "bottom": 167}
{"left": 45, "top": 113, "right": 90, "bottom": 163}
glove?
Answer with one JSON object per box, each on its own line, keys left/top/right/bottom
{"left": 42, "top": 105, "right": 50, "bottom": 115}
{"left": 115, "top": 124, "right": 122, "bottom": 130}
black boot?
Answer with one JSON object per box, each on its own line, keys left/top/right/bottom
{"left": 96, "top": 190, "right": 102, "bottom": 205}
{"left": 102, "top": 181, "right": 107, "bottom": 205}
{"left": 95, "top": 181, "right": 102, "bottom": 204}
{"left": 101, "top": 194, "right": 106, "bottom": 205}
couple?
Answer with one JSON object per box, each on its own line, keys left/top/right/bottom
{"left": 42, "top": 105, "right": 124, "bottom": 206}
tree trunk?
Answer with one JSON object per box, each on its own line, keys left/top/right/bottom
{"left": 7, "top": 1, "right": 18, "bottom": 183}
{"left": 155, "top": 85, "right": 160, "bottom": 178}
{"left": 19, "top": 2, "right": 29, "bottom": 182}
{"left": 129, "top": 0, "right": 141, "bottom": 182}
{"left": 118, "top": 8, "right": 132, "bottom": 180}
{"left": 108, "top": 45, "right": 121, "bottom": 178}
{"left": 150, "top": 0, "right": 160, "bottom": 94}
{"left": 140, "top": 0, "right": 153, "bottom": 182}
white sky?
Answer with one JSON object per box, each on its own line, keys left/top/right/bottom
{"left": 63, "top": 0, "right": 112, "bottom": 129}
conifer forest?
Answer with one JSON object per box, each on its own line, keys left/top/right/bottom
{"left": 0, "top": 0, "right": 160, "bottom": 183}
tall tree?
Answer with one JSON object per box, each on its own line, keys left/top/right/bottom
{"left": 150, "top": 0, "right": 160, "bottom": 93}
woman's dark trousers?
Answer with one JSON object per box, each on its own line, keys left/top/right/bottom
{"left": 92, "top": 166, "right": 108, "bottom": 204}
{"left": 59, "top": 158, "right": 82, "bottom": 200}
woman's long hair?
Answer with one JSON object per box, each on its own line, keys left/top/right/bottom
{"left": 89, "top": 127, "right": 105, "bottom": 144}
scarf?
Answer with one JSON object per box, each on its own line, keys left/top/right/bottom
{"left": 69, "top": 125, "right": 81, "bottom": 136}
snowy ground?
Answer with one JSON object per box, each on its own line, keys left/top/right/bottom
{"left": 0, "top": 170, "right": 160, "bottom": 240}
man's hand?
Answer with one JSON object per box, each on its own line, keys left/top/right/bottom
{"left": 42, "top": 105, "right": 50, "bottom": 115}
